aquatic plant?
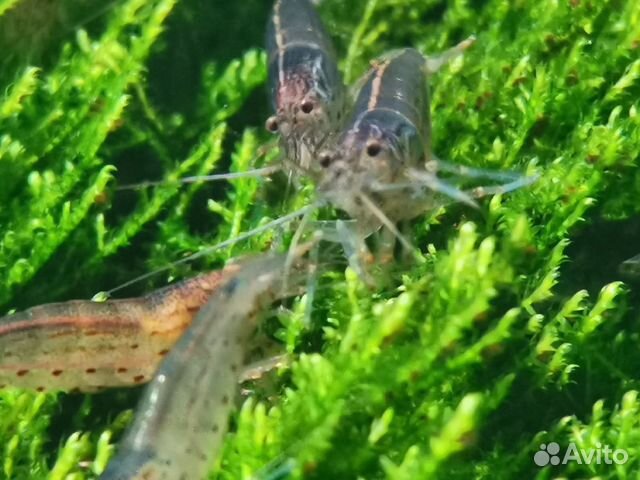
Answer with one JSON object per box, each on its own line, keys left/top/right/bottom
{"left": 1, "top": 0, "right": 639, "bottom": 478}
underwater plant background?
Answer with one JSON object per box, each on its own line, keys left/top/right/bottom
{"left": 1, "top": 0, "right": 640, "bottom": 478}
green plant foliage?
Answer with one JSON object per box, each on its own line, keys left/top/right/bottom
{"left": 1, "top": 0, "right": 639, "bottom": 479}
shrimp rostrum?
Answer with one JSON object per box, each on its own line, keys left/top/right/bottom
{"left": 265, "top": 0, "right": 345, "bottom": 173}
{"left": 312, "top": 40, "right": 537, "bottom": 264}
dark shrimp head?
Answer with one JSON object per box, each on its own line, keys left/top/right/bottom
{"left": 315, "top": 120, "right": 408, "bottom": 223}
{"left": 266, "top": 70, "right": 328, "bottom": 140}
{"left": 266, "top": 44, "right": 344, "bottom": 172}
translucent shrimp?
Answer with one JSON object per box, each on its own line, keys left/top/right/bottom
{"left": 313, "top": 41, "right": 537, "bottom": 263}
{"left": 0, "top": 267, "right": 239, "bottom": 392}
{"left": 98, "top": 246, "right": 312, "bottom": 480}
{"left": 265, "top": 0, "right": 346, "bottom": 173}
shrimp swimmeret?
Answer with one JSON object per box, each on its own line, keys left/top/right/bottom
{"left": 98, "top": 246, "right": 312, "bottom": 480}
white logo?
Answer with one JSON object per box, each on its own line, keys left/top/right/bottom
{"left": 534, "top": 442, "right": 629, "bottom": 467}
{"left": 533, "top": 443, "right": 561, "bottom": 466}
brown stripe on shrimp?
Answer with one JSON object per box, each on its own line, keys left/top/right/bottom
{"left": 366, "top": 57, "right": 393, "bottom": 111}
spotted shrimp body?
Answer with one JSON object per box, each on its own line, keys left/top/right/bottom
{"left": 98, "top": 248, "right": 311, "bottom": 480}
{"left": 0, "top": 269, "right": 237, "bottom": 392}
{"left": 265, "top": 0, "right": 345, "bottom": 173}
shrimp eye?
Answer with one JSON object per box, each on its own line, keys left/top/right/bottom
{"left": 319, "top": 151, "right": 333, "bottom": 168}
{"left": 366, "top": 140, "right": 382, "bottom": 157}
{"left": 301, "top": 100, "right": 314, "bottom": 114}
{"left": 265, "top": 116, "right": 279, "bottom": 133}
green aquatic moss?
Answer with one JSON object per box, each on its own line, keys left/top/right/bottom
{"left": 1, "top": 0, "right": 640, "bottom": 478}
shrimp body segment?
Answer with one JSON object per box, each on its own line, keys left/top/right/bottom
{"left": 0, "top": 269, "right": 237, "bottom": 392}
{"left": 266, "top": 0, "right": 345, "bottom": 172}
{"left": 99, "top": 249, "right": 310, "bottom": 480}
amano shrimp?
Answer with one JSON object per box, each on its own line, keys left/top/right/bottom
{"left": 265, "top": 0, "right": 345, "bottom": 173}
{"left": 313, "top": 41, "right": 536, "bottom": 264}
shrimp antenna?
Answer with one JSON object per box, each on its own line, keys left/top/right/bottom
{"left": 406, "top": 168, "right": 479, "bottom": 208}
{"left": 116, "top": 165, "right": 280, "bottom": 191}
{"left": 468, "top": 173, "right": 540, "bottom": 198}
{"left": 423, "top": 36, "right": 476, "bottom": 74}
{"left": 426, "top": 157, "right": 524, "bottom": 182}
{"left": 106, "top": 202, "right": 319, "bottom": 296}
{"left": 54, "top": 0, "right": 124, "bottom": 36}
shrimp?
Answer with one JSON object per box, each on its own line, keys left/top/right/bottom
{"left": 0, "top": 267, "right": 239, "bottom": 392}
{"left": 121, "top": 0, "right": 345, "bottom": 197}
{"left": 119, "top": 0, "right": 344, "bottom": 191}
{"left": 312, "top": 41, "right": 536, "bottom": 263}
{"left": 265, "top": 0, "right": 345, "bottom": 173}
{"left": 98, "top": 246, "right": 312, "bottom": 480}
